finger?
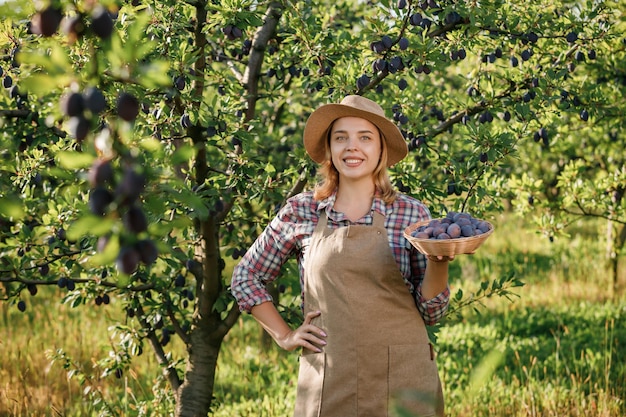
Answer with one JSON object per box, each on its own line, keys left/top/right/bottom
{"left": 298, "top": 331, "right": 327, "bottom": 352}
{"left": 303, "top": 310, "right": 322, "bottom": 324}
{"left": 302, "top": 323, "right": 327, "bottom": 339}
{"left": 301, "top": 332, "right": 327, "bottom": 347}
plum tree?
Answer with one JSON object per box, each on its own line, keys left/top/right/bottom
{"left": 0, "top": 0, "right": 624, "bottom": 415}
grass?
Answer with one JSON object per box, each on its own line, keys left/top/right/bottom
{"left": 1, "top": 212, "right": 625, "bottom": 416}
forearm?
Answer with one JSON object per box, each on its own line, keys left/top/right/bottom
{"left": 251, "top": 301, "right": 292, "bottom": 343}
{"left": 421, "top": 260, "right": 449, "bottom": 300}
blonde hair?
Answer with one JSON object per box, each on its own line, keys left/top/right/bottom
{"left": 313, "top": 128, "right": 398, "bottom": 204}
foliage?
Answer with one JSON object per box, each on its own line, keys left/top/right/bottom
{"left": 1, "top": 0, "right": 625, "bottom": 415}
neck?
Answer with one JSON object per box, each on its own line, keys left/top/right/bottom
{"left": 334, "top": 179, "right": 376, "bottom": 222}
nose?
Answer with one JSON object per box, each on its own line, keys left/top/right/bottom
{"left": 345, "top": 136, "right": 359, "bottom": 150}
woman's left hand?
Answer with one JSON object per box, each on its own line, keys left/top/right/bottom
{"left": 426, "top": 254, "right": 455, "bottom": 263}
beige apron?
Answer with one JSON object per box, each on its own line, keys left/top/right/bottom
{"left": 293, "top": 211, "right": 444, "bottom": 417}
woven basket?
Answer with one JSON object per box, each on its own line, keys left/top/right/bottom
{"left": 403, "top": 220, "right": 494, "bottom": 257}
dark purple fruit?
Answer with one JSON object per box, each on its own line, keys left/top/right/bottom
{"left": 136, "top": 239, "right": 158, "bottom": 264}
{"left": 221, "top": 24, "right": 242, "bottom": 40}
{"left": 68, "top": 116, "right": 90, "bottom": 141}
{"left": 566, "top": 31, "right": 578, "bottom": 43}
{"left": 447, "top": 223, "right": 461, "bottom": 238}
{"left": 91, "top": 6, "right": 114, "bottom": 39}
{"left": 3, "top": 75, "right": 13, "bottom": 89}
{"left": 88, "top": 159, "right": 114, "bottom": 187}
{"left": 123, "top": 205, "right": 148, "bottom": 233}
{"left": 180, "top": 113, "right": 191, "bottom": 128}
{"left": 27, "top": 284, "right": 38, "bottom": 296}
{"left": 83, "top": 87, "right": 107, "bottom": 114}
{"left": 580, "top": 109, "right": 589, "bottom": 121}
{"left": 460, "top": 224, "right": 474, "bottom": 237}
{"left": 115, "top": 167, "right": 145, "bottom": 204}
{"left": 174, "top": 75, "right": 186, "bottom": 90}
{"left": 17, "top": 300, "right": 26, "bottom": 312}
{"left": 381, "top": 35, "right": 393, "bottom": 50}
{"left": 174, "top": 274, "right": 185, "bottom": 287}
{"left": 31, "top": 6, "right": 63, "bottom": 37}
{"left": 356, "top": 74, "right": 370, "bottom": 90}
{"left": 59, "top": 93, "right": 81, "bottom": 115}
{"left": 89, "top": 186, "right": 114, "bottom": 215}
{"left": 398, "top": 37, "right": 409, "bottom": 51}
{"left": 116, "top": 92, "right": 139, "bottom": 121}
{"left": 409, "top": 13, "right": 423, "bottom": 26}
{"left": 39, "top": 264, "right": 50, "bottom": 276}
{"left": 9, "top": 85, "right": 20, "bottom": 99}
{"left": 116, "top": 246, "right": 141, "bottom": 275}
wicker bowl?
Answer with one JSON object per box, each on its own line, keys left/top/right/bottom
{"left": 403, "top": 219, "right": 494, "bottom": 257}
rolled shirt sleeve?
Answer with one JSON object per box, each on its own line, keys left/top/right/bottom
{"left": 416, "top": 285, "right": 450, "bottom": 325}
{"left": 230, "top": 199, "right": 305, "bottom": 313}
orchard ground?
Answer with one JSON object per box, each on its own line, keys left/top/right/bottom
{"left": 2, "top": 212, "right": 624, "bottom": 417}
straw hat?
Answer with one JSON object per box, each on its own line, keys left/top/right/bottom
{"left": 303, "top": 95, "right": 408, "bottom": 167}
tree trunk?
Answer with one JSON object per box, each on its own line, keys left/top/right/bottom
{"left": 174, "top": 213, "right": 240, "bottom": 416}
{"left": 175, "top": 320, "right": 223, "bottom": 417}
{"left": 612, "top": 223, "right": 626, "bottom": 296}
{"left": 173, "top": 2, "right": 285, "bottom": 415}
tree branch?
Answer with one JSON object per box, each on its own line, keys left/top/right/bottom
{"left": 135, "top": 303, "right": 182, "bottom": 390}
{"left": 243, "top": 1, "right": 284, "bottom": 121}
{"left": 0, "top": 109, "right": 67, "bottom": 138}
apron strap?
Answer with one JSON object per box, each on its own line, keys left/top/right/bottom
{"left": 373, "top": 211, "right": 385, "bottom": 228}
{"left": 313, "top": 210, "right": 329, "bottom": 238}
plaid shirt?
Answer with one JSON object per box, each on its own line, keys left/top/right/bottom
{"left": 230, "top": 191, "right": 450, "bottom": 325}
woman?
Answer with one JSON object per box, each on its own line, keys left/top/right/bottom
{"left": 231, "top": 95, "right": 451, "bottom": 417}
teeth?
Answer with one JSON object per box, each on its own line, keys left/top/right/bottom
{"left": 345, "top": 159, "right": 362, "bottom": 164}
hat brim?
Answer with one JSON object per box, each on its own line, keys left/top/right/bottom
{"left": 303, "top": 103, "right": 408, "bottom": 167}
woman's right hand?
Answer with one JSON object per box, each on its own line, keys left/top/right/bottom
{"left": 277, "top": 310, "right": 327, "bottom": 352}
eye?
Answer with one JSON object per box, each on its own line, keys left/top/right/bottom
{"left": 360, "top": 135, "right": 372, "bottom": 141}
{"left": 333, "top": 135, "right": 347, "bottom": 142}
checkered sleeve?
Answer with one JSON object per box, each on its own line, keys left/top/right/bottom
{"left": 401, "top": 196, "right": 451, "bottom": 325}
{"left": 230, "top": 198, "right": 306, "bottom": 313}
{"left": 415, "top": 286, "right": 451, "bottom": 325}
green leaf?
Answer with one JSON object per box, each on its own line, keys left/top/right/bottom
{"left": 88, "top": 235, "right": 120, "bottom": 267}
{"left": 56, "top": 151, "right": 95, "bottom": 170}
{"left": 138, "top": 61, "right": 171, "bottom": 89}
{"left": 67, "top": 215, "right": 115, "bottom": 241}
{"left": 175, "top": 190, "right": 210, "bottom": 220}
{"left": 265, "top": 163, "right": 276, "bottom": 174}
{"left": 0, "top": 197, "right": 25, "bottom": 221}
{"left": 171, "top": 144, "right": 196, "bottom": 165}
{"left": 20, "top": 74, "right": 73, "bottom": 95}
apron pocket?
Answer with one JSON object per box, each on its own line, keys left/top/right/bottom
{"left": 293, "top": 352, "right": 325, "bottom": 417}
{"left": 388, "top": 344, "right": 442, "bottom": 417}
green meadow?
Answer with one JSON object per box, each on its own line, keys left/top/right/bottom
{"left": 2, "top": 213, "right": 625, "bottom": 416}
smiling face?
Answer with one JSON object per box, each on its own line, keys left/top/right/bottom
{"left": 329, "top": 116, "right": 382, "bottom": 184}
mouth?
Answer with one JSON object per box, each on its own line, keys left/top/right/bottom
{"left": 343, "top": 158, "right": 364, "bottom": 167}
